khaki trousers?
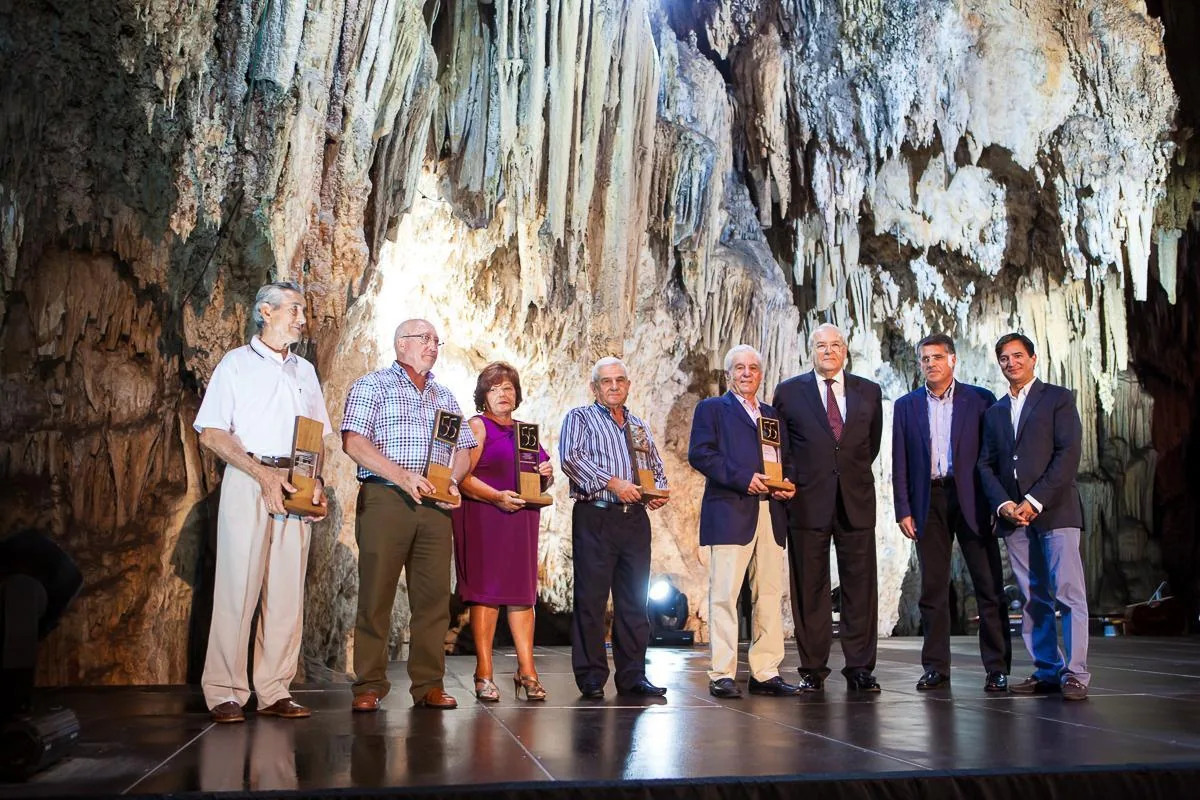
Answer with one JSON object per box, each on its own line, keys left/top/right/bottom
{"left": 708, "top": 502, "right": 786, "bottom": 682}
{"left": 352, "top": 483, "right": 452, "bottom": 702}
{"left": 202, "top": 465, "right": 311, "bottom": 710}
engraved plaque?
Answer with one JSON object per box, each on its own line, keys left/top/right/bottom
{"left": 514, "top": 421, "right": 552, "bottom": 508}
{"left": 758, "top": 416, "right": 794, "bottom": 492}
{"left": 625, "top": 421, "right": 669, "bottom": 500}
{"left": 283, "top": 416, "right": 326, "bottom": 516}
{"left": 420, "top": 409, "right": 463, "bottom": 506}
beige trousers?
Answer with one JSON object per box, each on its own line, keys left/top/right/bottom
{"left": 202, "top": 465, "right": 311, "bottom": 710}
{"left": 708, "top": 502, "right": 785, "bottom": 682}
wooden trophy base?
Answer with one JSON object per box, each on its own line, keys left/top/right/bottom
{"left": 762, "top": 462, "right": 793, "bottom": 493}
{"left": 518, "top": 472, "right": 553, "bottom": 508}
{"left": 420, "top": 462, "right": 461, "bottom": 507}
{"left": 283, "top": 416, "right": 325, "bottom": 517}
{"left": 637, "top": 468, "right": 670, "bottom": 500}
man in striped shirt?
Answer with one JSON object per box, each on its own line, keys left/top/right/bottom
{"left": 342, "top": 319, "right": 478, "bottom": 711}
{"left": 560, "top": 357, "right": 670, "bottom": 699}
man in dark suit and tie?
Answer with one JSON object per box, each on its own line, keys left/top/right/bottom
{"left": 772, "top": 323, "right": 884, "bottom": 692}
{"left": 892, "top": 334, "right": 1011, "bottom": 692}
{"left": 688, "top": 345, "right": 801, "bottom": 699}
{"left": 978, "top": 333, "right": 1089, "bottom": 701}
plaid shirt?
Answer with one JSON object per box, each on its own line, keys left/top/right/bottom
{"left": 341, "top": 362, "right": 478, "bottom": 480}
{"left": 559, "top": 402, "right": 668, "bottom": 502}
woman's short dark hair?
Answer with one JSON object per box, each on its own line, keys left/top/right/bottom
{"left": 994, "top": 333, "right": 1036, "bottom": 359}
{"left": 474, "top": 361, "right": 523, "bottom": 413}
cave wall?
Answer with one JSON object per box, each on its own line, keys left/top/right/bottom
{"left": 0, "top": 0, "right": 1192, "bottom": 684}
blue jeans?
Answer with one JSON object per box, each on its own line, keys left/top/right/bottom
{"left": 1004, "top": 526, "right": 1090, "bottom": 686}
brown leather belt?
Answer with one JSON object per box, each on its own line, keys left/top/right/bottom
{"left": 253, "top": 454, "right": 293, "bottom": 468}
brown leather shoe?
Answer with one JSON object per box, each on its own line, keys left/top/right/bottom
{"left": 210, "top": 701, "right": 245, "bottom": 723}
{"left": 258, "top": 697, "right": 311, "bottom": 719}
{"left": 414, "top": 687, "right": 458, "bottom": 709}
{"left": 352, "top": 690, "right": 383, "bottom": 712}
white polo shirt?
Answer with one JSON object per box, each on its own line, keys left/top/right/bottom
{"left": 193, "top": 336, "right": 333, "bottom": 457}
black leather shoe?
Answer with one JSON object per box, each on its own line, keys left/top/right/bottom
{"left": 709, "top": 678, "right": 742, "bottom": 698}
{"left": 796, "top": 672, "right": 824, "bottom": 692}
{"left": 916, "top": 670, "right": 950, "bottom": 690}
{"left": 846, "top": 672, "right": 881, "bottom": 692}
{"left": 579, "top": 683, "right": 605, "bottom": 699}
{"left": 748, "top": 676, "right": 803, "bottom": 696}
{"left": 619, "top": 678, "right": 667, "bottom": 697}
{"left": 984, "top": 672, "right": 1009, "bottom": 692}
{"left": 1009, "top": 675, "right": 1060, "bottom": 695}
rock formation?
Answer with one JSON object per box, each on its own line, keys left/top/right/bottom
{"left": 0, "top": 0, "right": 1195, "bottom": 683}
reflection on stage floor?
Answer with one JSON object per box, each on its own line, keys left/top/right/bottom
{"left": 4, "top": 636, "right": 1200, "bottom": 797}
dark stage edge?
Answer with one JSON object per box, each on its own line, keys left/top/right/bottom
{"left": 4, "top": 637, "right": 1200, "bottom": 799}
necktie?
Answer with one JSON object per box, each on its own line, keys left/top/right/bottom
{"left": 825, "top": 378, "right": 844, "bottom": 442}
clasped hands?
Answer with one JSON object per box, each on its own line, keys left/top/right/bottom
{"left": 747, "top": 473, "right": 794, "bottom": 501}
{"left": 999, "top": 499, "right": 1038, "bottom": 527}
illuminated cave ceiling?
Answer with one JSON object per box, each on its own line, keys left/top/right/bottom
{"left": 1, "top": 0, "right": 1196, "bottom": 682}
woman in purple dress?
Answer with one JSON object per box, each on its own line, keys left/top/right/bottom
{"left": 454, "top": 362, "right": 553, "bottom": 702}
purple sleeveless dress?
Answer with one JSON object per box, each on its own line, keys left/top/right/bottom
{"left": 452, "top": 416, "right": 548, "bottom": 606}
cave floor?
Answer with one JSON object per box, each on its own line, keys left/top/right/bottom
{"left": 4, "top": 636, "right": 1200, "bottom": 797}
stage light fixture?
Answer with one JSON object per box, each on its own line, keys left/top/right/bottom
{"left": 647, "top": 575, "right": 694, "bottom": 647}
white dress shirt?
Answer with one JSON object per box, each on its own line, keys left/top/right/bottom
{"left": 926, "top": 382, "right": 954, "bottom": 479}
{"left": 998, "top": 380, "right": 1042, "bottom": 515}
{"left": 194, "top": 336, "right": 333, "bottom": 457}
{"left": 815, "top": 369, "right": 847, "bottom": 420}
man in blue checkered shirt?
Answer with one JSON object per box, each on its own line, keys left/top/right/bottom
{"left": 341, "top": 319, "right": 478, "bottom": 711}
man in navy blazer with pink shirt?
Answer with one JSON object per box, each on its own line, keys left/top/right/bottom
{"left": 688, "top": 345, "right": 801, "bottom": 699}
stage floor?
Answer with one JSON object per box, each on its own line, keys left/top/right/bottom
{"left": 5, "top": 636, "right": 1200, "bottom": 797}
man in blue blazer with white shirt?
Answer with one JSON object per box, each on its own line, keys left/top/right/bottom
{"left": 978, "top": 333, "right": 1088, "bottom": 701}
{"left": 688, "top": 345, "right": 801, "bottom": 699}
{"left": 892, "top": 334, "right": 1011, "bottom": 693}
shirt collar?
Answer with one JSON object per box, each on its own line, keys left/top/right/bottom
{"left": 926, "top": 380, "right": 955, "bottom": 401}
{"left": 1009, "top": 379, "right": 1034, "bottom": 400}
{"left": 814, "top": 368, "right": 845, "bottom": 386}
{"left": 730, "top": 390, "right": 758, "bottom": 407}
{"left": 390, "top": 360, "right": 435, "bottom": 388}
{"left": 249, "top": 335, "right": 297, "bottom": 364}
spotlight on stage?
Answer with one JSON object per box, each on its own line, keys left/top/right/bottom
{"left": 0, "top": 709, "right": 80, "bottom": 782}
{"left": 648, "top": 576, "right": 693, "bottom": 647}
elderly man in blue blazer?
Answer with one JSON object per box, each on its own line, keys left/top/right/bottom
{"left": 978, "top": 333, "right": 1088, "bottom": 701}
{"left": 892, "top": 334, "right": 1011, "bottom": 693}
{"left": 688, "top": 345, "right": 801, "bottom": 699}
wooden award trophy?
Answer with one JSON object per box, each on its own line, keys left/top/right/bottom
{"left": 283, "top": 416, "right": 325, "bottom": 516}
{"left": 514, "top": 422, "right": 553, "bottom": 507}
{"left": 758, "top": 416, "right": 794, "bottom": 491}
{"left": 420, "top": 409, "right": 463, "bottom": 507}
{"left": 624, "top": 421, "right": 670, "bottom": 500}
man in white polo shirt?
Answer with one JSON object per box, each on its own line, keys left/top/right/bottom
{"left": 193, "top": 281, "right": 333, "bottom": 723}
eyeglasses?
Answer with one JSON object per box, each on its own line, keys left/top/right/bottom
{"left": 399, "top": 333, "right": 444, "bottom": 348}
{"left": 487, "top": 383, "right": 516, "bottom": 394}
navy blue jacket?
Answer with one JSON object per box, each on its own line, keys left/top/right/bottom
{"left": 772, "top": 371, "right": 883, "bottom": 531}
{"left": 687, "top": 393, "right": 788, "bottom": 547}
{"left": 977, "top": 379, "right": 1085, "bottom": 533}
{"left": 891, "top": 381, "right": 996, "bottom": 537}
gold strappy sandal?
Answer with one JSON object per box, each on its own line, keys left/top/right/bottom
{"left": 513, "top": 673, "right": 547, "bottom": 701}
{"left": 474, "top": 676, "right": 500, "bottom": 702}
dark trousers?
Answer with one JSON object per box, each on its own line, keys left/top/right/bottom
{"left": 353, "top": 483, "right": 452, "bottom": 702}
{"left": 918, "top": 482, "right": 1011, "bottom": 674}
{"left": 789, "top": 491, "right": 878, "bottom": 679}
{"left": 571, "top": 503, "right": 652, "bottom": 691}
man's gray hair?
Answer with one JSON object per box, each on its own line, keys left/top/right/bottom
{"left": 590, "top": 356, "right": 628, "bottom": 383}
{"left": 393, "top": 318, "right": 430, "bottom": 344}
{"left": 723, "top": 344, "right": 762, "bottom": 373}
{"left": 807, "top": 322, "right": 847, "bottom": 351}
{"left": 252, "top": 281, "right": 303, "bottom": 328}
